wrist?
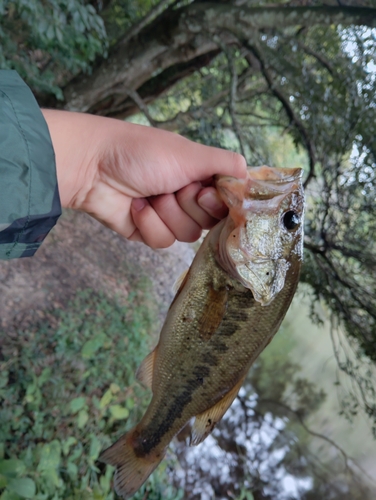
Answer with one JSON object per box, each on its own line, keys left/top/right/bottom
{"left": 41, "top": 109, "right": 99, "bottom": 210}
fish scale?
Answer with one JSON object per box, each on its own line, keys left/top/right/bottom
{"left": 99, "top": 165, "right": 305, "bottom": 499}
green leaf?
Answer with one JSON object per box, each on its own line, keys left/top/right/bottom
{"left": 82, "top": 333, "right": 108, "bottom": 359}
{"left": 46, "top": 24, "right": 55, "bottom": 40}
{"left": 110, "top": 383, "right": 120, "bottom": 394}
{"left": 126, "top": 398, "right": 135, "bottom": 410}
{"left": 41, "top": 467, "right": 61, "bottom": 488}
{"left": 66, "top": 462, "right": 78, "bottom": 480}
{"left": 89, "top": 436, "right": 102, "bottom": 460}
{"left": 62, "top": 437, "right": 77, "bottom": 456}
{"left": 0, "top": 473, "right": 7, "bottom": 488}
{"left": 238, "top": 489, "right": 254, "bottom": 500}
{"left": 7, "top": 477, "right": 36, "bottom": 498}
{"left": 69, "top": 396, "right": 86, "bottom": 414}
{"left": 77, "top": 409, "right": 89, "bottom": 429}
{"left": 0, "top": 490, "right": 21, "bottom": 500}
{"left": 70, "top": 445, "right": 83, "bottom": 462}
{"left": 25, "top": 384, "right": 36, "bottom": 396}
{"left": 0, "top": 459, "right": 25, "bottom": 478}
{"left": 109, "top": 405, "right": 129, "bottom": 420}
{"left": 55, "top": 27, "right": 63, "bottom": 43}
{"left": 38, "top": 368, "right": 51, "bottom": 387}
{"left": 37, "top": 441, "right": 61, "bottom": 472}
{"left": 0, "top": 371, "right": 8, "bottom": 388}
{"left": 99, "top": 389, "right": 112, "bottom": 409}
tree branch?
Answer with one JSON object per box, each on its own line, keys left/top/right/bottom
{"left": 244, "top": 40, "right": 317, "bottom": 187}
{"left": 61, "top": 3, "right": 376, "bottom": 114}
{"left": 104, "top": 49, "right": 221, "bottom": 119}
{"left": 258, "top": 398, "right": 376, "bottom": 486}
{"left": 295, "top": 39, "right": 335, "bottom": 76}
{"left": 213, "top": 35, "right": 247, "bottom": 157}
{"left": 117, "top": 0, "right": 181, "bottom": 48}
{"left": 123, "top": 88, "right": 160, "bottom": 127}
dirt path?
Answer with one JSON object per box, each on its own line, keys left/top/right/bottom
{"left": 0, "top": 210, "right": 194, "bottom": 333}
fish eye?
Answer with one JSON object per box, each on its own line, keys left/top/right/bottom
{"left": 283, "top": 211, "right": 300, "bottom": 230}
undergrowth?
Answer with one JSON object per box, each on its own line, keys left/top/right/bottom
{"left": 0, "top": 288, "right": 183, "bottom": 499}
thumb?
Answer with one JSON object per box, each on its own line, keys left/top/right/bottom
{"left": 176, "top": 141, "right": 247, "bottom": 183}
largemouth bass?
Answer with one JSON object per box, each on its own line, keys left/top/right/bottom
{"left": 100, "top": 165, "right": 304, "bottom": 498}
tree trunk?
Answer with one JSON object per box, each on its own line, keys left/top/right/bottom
{"left": 60, "top": 3, "right": 376, "bottom": 116}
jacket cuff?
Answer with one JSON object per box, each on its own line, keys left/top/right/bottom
{"left": 0, "top": 71, "right": 62, "bottom": 259}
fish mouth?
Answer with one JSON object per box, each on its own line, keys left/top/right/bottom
{"left": 235, "top": 259, "right": 290, "bottom": 306}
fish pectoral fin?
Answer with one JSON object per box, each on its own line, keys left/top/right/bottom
{"left": 190, "top": 375, "right": 246, "bottom": 446}
{"left": 136, "top": 348, "right": 157, "bottom": 390}
{"left": 99, "top": 431, "right": 163, "bottom": 499}
{"left": 198, "top": 285, "right": 228, "bottom": 341}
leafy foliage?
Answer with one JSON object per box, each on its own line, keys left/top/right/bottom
{"left": 0, "top": 289, "right": 182, "bottom": 499}
{"left": 0, "top": 0, "right": 108, "bottom": 98}
{"left": 101, "top": 0, "right": 161, "bottom": 43}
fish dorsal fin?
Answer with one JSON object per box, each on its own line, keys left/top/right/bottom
{"left": 172, "top": 269, "right": 189, "bottom": 294}
{"left": 190, "top": 374, "right": 246, "bottom": 446}
{"left": 136, "top": 348, "right": 157, "bottom": 390}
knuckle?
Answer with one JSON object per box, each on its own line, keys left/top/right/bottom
{"left": 150, "top": 235, "right": 176, "bottom": 249}
{"left": 151, "top": 194, "right": 175, "bottom": 213}
{"left": 176, "top": 183, "right": 201, "bottom": 205}
{"left": 231, "top": 151, "right": 247, "bottom": 174}
{"left": 185, "top": 228, "right": 202, "bottom": 243}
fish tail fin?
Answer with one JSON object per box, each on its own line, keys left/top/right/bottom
{"left": 99, "top": 431, "right": 164, "bottom": 499}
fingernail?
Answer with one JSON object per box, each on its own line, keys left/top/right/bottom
{"left": 198, "top": 192, "right": 222, "bottom": 212}
{"left": 132, "top": 198, "right": 147, "bottom": 212}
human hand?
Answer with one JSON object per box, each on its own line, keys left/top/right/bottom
{"left": 42, "top": 110, "right": 247, "bottom": 248}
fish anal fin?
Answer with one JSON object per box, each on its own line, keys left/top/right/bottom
{"left": 136, "top": 348, "right": 157, "bottom": 390}
{"left": 190, "top": 375, "right": 246, "bottom": 446}
{"left": 99, "top": 431, "right": 163, "bottom": 499}
{"left": 176, "top": 419, "right": 193, "bottom": 442}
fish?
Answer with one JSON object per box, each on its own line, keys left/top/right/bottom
{"left": 99, "top": 165, "right": 305, "bottom": 498}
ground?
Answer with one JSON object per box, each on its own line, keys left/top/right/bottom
{"left": 0, "top": 210, "right": 194, "bottom": 336}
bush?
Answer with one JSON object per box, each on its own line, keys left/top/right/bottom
{"left": 0, "top": 289, "right": 182, "bottom": 499}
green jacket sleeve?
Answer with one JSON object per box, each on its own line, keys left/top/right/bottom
{"left": 0, "top": 70, "right": 61, "bottom": 259}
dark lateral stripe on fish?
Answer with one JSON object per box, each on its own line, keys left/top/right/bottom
{"left": 134, "top": 390, "right": 192, "bottom": 456}
{"left": 135, "top": 366, "right": 211, "bottom": 455}
{"left": 201, "top": 352, "right": 218, "bottom": 366}
{"left": 214, "top": 289, "right": 253, "bottom": 339}
{"left": 137, "top": 292, "right": 251, "bottom": 457}
{"left": 212, "top": 340, "right": 229, "bottom": 352}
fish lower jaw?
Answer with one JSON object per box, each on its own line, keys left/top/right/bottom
{"left": 235, "top": 259, "right": 289, "bottom": 306}
{"left": 234, "top": 266, "right": 271, "bottom": 305}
